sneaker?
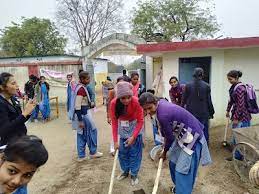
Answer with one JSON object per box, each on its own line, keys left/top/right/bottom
{"left": 90, "top": 152, "right": 103, "bottom": 159}
{"left": 77, "top": 157, "right": 87, "bottom": 162}
{"left": 117, "top": 172, "right": 129, "bottom": 181}
{"left": 131, "top": 175, "right": 139, "bottom": 186}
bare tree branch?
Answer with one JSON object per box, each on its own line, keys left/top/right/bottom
{"left": 56, "top": 0, "right": 123, "bottom": 48}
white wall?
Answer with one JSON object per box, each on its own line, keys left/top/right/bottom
{"left": 162, "top": 50, "right": 225, "bottom": 126}
{"left": 0, "top": 55, "right": 80, "bottom": 64}
{"left": 92, "top": 59, "right": 108, "bottom": 73}
{"left": 161, "top": 47, "right": 259, "bottom": 126}
{"left": 145, "top": 56, "right": 153, "bottom": 89}
{"left": 224, "top": 47, "right": 259, "bottom": 125}
{"left": 108, "top": 73, "right": 122, "bottom": 83}
{"left": 0, "top": 66, "right": 29, "bottom": 93}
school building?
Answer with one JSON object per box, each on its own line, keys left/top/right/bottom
{"left": 137, "top": 37, "right": 259, "bottom": 126}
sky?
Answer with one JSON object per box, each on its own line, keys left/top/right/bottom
{"left": 1, "top": 0, "right": 259, "bottom": 39}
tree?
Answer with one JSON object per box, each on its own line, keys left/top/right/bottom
{"left": 132, "top": 0, "right": 220, "bottom": 42}
{"left": 0, "top": 17, "right": 67, "bottom": 57}
{"left": 56, "top": 0, "right": 124, "bottom": 48}
{"left": 0, "top": 50, "right": 12, "bottom": 57}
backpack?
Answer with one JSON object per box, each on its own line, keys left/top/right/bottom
{"left": 234, "top": 83, "right": 259, "bottom": 114}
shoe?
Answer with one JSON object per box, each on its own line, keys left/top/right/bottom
{"left": 77, "top": 157, "right": 87, "bottom": 162}
{"left": 117, "top": 172, "right": 129, "bottom": 181}
{"left": 90, "top": 152, "right": 103, "bottom": 159}
{"left": 171, "top": 187, "right": 176, "bottom": 193}
{"left": 34, "top": 119, "right": 39, "bottom": 123}
{"left": 110, "top": 152, "right": 115, "bottom": 157}
{"left": 131, "top": 175, "right": 139, "bottom": 186}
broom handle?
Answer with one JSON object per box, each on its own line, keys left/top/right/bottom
{"left": 152, "top": 158, "right": 163, "bottom": 194}
{"left": 224, "top": 119, "right": 229, "bottom": 142}
{"left": 108, "top": 150, "right": 118, "bottom": 194}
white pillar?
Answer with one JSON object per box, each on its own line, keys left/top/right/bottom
{"left": 145, "top": 56, "right": 153, "bottom": 90}
{"left": 82, "top": 57, "right": 95, "bottom": 92}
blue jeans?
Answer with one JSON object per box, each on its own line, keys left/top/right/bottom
{"left": 119, "top": 135, "right": 143, "bottom": 176}
{"left": 13, "top": 185, "right": 27, "bottom": 194}
{"left": 196, "top": 117, "right": 209, "bottom": 144}
{"left": 232, "top": 121, "right": 251, "bottom": 160}
{"left": 39, "top": 103, "right": 50, "bottom": 120}
{"left": 32, "top": 105, "right": 39, "bottom": 119}
{"left": 169, "top": 143, "right": 201, "bottom": 194}
{"left": 152, "top": 124, "right": 162, "bottom": 146}
{"left": 77, "top": 128, "right": 97, "bottom": 158}
{"left": 232, "top": 121, "right": 251, "bottom": 144}
{"left": 232, "top": 121, "right": 251, "bottom": 129}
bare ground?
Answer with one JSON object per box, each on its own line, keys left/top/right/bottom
{"left": 27, "top": 106, "right": 259, "bottom": 194}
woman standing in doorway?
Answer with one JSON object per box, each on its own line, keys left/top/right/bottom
{"left": 34, "top": 76, "right": 51, "bottom": 122}
{"left": 182, "top": 68, "right": 214, "bottom": 144}
{"left": 169, "top": 76, "right": 185, "bottom": 106}
{"left": 110, "top": 82, "right": 144, "bottom": 186}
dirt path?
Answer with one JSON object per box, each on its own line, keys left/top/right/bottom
{"left": 27, "top": 106, "right": 259, "bottom": 194}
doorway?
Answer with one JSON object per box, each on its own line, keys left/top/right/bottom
{"left": 178, "top": 57, "right": 211, "bottom": 84}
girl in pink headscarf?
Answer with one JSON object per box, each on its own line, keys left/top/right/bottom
{"left": 130, "top": 72, "right": 145, "bottom": 98}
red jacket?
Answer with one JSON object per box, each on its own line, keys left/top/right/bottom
{"left": 110, "top": 96, "right": 144, "bottom": 143}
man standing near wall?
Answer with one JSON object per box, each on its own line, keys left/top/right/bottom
{"left": 24, "top": 75, "right": 38, "bottom": 100}
{"left": 182, "top": 67, "right": 215, "bottom": 145}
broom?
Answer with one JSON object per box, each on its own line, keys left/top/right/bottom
{"left": 222, "top": 119, "right": 229, "bottom": 147}
{"left": 108, "top": 150, "right": 119, "bottom": 194}
{"left": 152, "top": 158, "right": 163, "bottom": 194}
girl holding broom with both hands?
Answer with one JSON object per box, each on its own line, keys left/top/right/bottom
{"left": 110, "top": 81, "right": 144, "bottom": 186}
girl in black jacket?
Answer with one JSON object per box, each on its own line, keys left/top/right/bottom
{"left": 0, "top": 72, "right": 36, "bottom": 146}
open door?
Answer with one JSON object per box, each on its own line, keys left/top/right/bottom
{"left": 179, "top": 57, "right": 211, "bottom": 84}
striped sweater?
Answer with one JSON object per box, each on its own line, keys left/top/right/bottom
{"left": 227, "top": 83, "right": 251, "bottom": 122}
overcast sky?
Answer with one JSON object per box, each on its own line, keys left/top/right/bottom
{"left": 1, "top": 0, "right": 259, "bottom": 38}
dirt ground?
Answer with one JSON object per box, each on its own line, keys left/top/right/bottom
{"left": 26, "top": 106, "right": 259, "bottom": 194}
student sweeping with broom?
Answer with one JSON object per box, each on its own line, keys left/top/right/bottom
{"left": 110, "top": 81, "right": 144, "bottom": 186}
{"left": 139, "top": 92, "right": 212, "bottom": 194}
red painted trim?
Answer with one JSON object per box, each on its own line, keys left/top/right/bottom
{"left": 137, "top": 37, "right": 259, "bottom": 54}
{"left": 0, "top": 60, "right": 82, "bottom": 67}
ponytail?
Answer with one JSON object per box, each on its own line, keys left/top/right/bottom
{"left": 227, "top": 70, "right": 243, "bottom": 79}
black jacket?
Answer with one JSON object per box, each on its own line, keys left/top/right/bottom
{"left": 182, "top": 79, "right": 215, "bottom": 119}
{"left": 24, "top": 81, "right": 35, "bottom": 99}
{"left": 0, "top": 95, "right": 29, "bottom": 146}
